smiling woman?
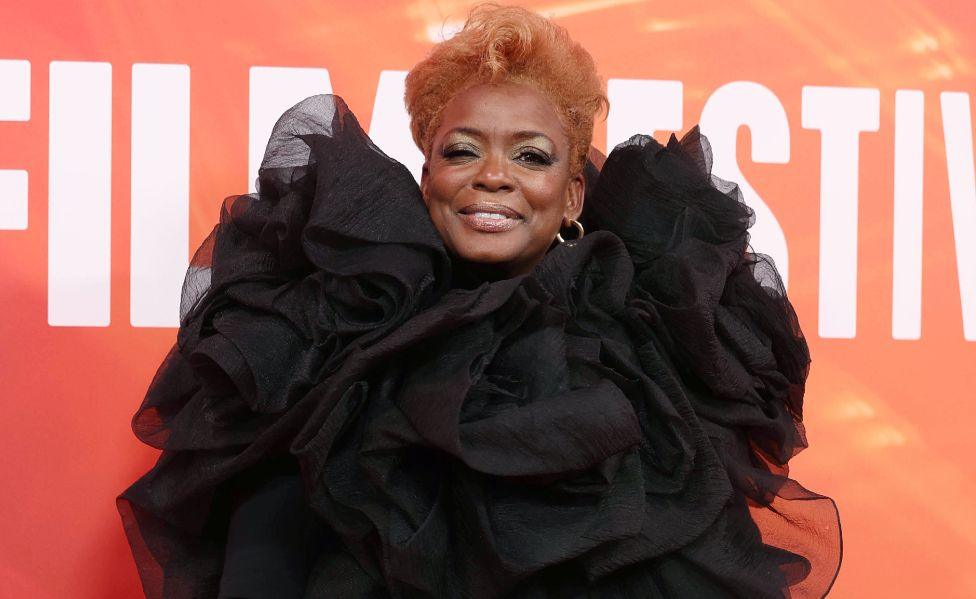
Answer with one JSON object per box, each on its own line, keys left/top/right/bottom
{"left": 118, "top": 3, "right": 841, "bottom": 598}
{"left": 407, "top": 3, "right": 606, "bottom": 281}
{"left": 421, "top": 81, "right": 584, "bottom": 278}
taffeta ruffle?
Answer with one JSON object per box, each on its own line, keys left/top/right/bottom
{"left": 118, "top": 95, "right": 841, "bottom": 598}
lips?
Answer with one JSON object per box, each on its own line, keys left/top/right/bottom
{"left": 457, "top": 202, "right": 523, "bottom": 219}
{"left": 456, "top": 202, "right": 524, "bottom": 233}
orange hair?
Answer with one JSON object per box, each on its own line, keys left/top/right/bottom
{"left": 405, "top": 3, "right": 608, "bottom": 175}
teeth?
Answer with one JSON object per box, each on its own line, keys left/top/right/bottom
{"left": 472, "top": 212, "right": 511, "bottom": 220}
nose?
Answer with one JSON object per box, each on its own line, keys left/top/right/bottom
{"left": 472, "top": 152, "right": 514, "bottom": 193}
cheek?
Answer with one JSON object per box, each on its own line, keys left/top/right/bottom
{"left": 426, "top": 171, "right": 464, "bottom": 210}
{"left": 522, "top": 175, "right": 569, "bottom": 222}
{"left": 424, "top": 172, "right": 468, "bottom": 245}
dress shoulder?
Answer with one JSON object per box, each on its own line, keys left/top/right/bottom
{"left": 582, "top": 126, "right": 841, "bottom": 597}
{"left": 118, "top": 94, "right": 448, "bottom": 598}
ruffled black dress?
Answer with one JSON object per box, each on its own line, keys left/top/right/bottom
{"left": 118, "top": 95, "right": 841, "bottom": 599}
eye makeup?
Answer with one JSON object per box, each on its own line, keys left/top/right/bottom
{"left": 440, "top": 142, "right": 556, "bottom": 166}
{"left": 512, "top": 146, "right": 554, "bottom": 166}
{"left": 443, "top": 145, "right": 478, "bottom": 159}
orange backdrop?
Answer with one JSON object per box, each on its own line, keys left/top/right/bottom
{"left": 1, "top": 1, "right": 974, "bottom": 597}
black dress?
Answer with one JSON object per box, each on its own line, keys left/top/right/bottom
{"left": 117, "top": 94, "right": 842, "bottom": 598}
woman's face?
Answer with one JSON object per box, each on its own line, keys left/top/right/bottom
{"left": 421, "top": 82, "right": 584, "bottom": 279}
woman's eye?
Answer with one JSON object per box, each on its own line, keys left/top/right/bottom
{"left": 516, "top": 150, "right": 552, "bottom": 166}
{"left": 444, "top": 148, "right": 477, "bottom": 159}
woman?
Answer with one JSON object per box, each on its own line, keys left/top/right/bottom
{"left": 118, "top": 4, "right": 841, "bottom": 598}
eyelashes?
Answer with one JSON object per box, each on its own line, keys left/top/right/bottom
{"left": 442, "top": 145, "right": 555, "bottom": 167}
{"left": 443, "top": 147, "right": 477, "bottom": 159}
{"left": 516, "top": 150, "right": 553, "bottom": 166}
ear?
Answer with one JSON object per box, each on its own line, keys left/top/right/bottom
{"left": 563, "top": 171, "right": 585, "bottom": 223}
{"left": 420, "top": 162, "right": 430, "bottom": 208}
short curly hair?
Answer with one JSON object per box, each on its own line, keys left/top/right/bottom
{"left": 405, "top": 3, "right": 608, "bottom": 175}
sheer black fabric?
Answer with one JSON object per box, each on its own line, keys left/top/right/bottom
{"left": 118, "top": 95, "right": 841, "bottom": 598}
{"left": 216, "top": 456, "right": 335, "bottom": 599}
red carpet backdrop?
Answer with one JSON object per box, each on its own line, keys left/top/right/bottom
{"left": 1, "top": 0, "right": 974, "bottom": 597}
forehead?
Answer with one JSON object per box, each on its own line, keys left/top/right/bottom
{"left": 437, "top": 82, "right": 567, "bottom": 142}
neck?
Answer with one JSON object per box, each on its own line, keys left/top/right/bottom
{"left": 448, "top": 241, "right": 561, "bottom": 288}
{"left": 449, "top": 256, "right": 523, "bottom": 289}
{"left": 451, "top": 258, "right": 508, "bottom": 289}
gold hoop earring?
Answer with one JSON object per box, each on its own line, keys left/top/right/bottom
{"left": 555, "top": 219, "right": 585, "bottom": 243}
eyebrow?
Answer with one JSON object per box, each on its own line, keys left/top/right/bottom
{"left": 445, "top": 127, "right": 555, "bottom": 144}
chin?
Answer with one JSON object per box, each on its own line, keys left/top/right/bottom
{"left": 454, "top": 247, "right": 521, "bottom": 266}
{"left": 446, "top": 232, "right": 516, "bottom": 260}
